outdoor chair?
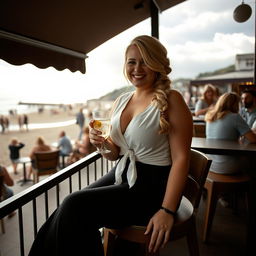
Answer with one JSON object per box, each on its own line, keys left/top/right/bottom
{"left": 193, "top": 123, "right": 206, "bottom": 138}
{"left": 104, "top": 149, "right": 212, "bottom": 256}
{"left": 33, "top": 150, "right": 60, "bottom": 183}
{"left": 202, "top": 171, "right": 252, "bottom": 243}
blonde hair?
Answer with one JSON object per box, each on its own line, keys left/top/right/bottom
{"left": 201, "top": 84, "right": 216, "bottom": 100}
{"left": 124, "top": 35, "right": 172, "bottom": 134}
{"left": 205, "top": 92, "right": 240, "bottom": 122}
{"left": 36, "top": 136, "right": 46, "bottom": 146}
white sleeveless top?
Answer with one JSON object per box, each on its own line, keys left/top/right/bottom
{"left": 110, "top": 92, "right": 171, "bottom": 188}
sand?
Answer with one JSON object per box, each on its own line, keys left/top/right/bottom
{"left": 0, "top": 106, "right": 85, "bottom": 172}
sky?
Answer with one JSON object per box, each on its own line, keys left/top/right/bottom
{"left": 0, "top": 0, "right": 254, "bottom": 106}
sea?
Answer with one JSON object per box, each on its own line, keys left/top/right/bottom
{"left": 0, "top": 95, "right": 39, "bottom": 116}
{"left": 0, "top": 95, "right": 77, "bottom": 130}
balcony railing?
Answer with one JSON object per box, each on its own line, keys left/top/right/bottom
{"left": 0, "top": 152, "right": 115, "bottom": 256}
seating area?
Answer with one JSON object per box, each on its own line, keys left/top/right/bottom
{"left": 0, "top": 152, "right": 251, "bottom": 256}
{"left": 33, "top": 150, "right": 60, "bottom": 183}
{"left": 104, "top": 149, "right": 212, "bottom": 256}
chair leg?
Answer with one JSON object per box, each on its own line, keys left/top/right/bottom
{"left": 203, "top": 180, "right": 219, "bottom": 243}
{"left": 103, "top": 229, "right": 116, "bottom": 256}
{"left": 0, "top": 218, "right": 5, "bottom": 234}
{"left": 186, "top": 216, "right": 200, "bottom": 256}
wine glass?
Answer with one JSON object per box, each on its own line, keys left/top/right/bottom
{"left": 92, "top": 110, "right": 111, "bottom": 154}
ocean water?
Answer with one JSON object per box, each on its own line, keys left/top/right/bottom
{"left": 0, "top": 95, "right": 38, "bottom": 115}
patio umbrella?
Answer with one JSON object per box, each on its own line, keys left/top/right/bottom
{"left": 0, "top": 0, "right": 185, "bottom": 74}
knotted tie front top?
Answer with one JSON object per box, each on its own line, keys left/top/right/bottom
{"left": 110, "top": 92, "right": 171, "bottom": 188}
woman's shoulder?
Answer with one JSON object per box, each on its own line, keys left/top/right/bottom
{"left": 167, "top": 89, "right": 187, "bottom": 106}
{"left": 111, "top": 91, "right": 134, "bottom": 115}
{"left": 225, "top": 112, "right": 241, "bottom": 120}
{"left": 168, "top": 89, "right": 182, "bottom": 100}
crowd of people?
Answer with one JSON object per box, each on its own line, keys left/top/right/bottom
{"left": 194, "top": 85, "right": 256, "bottom": 207}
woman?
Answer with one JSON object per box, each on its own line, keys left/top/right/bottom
{"left": 28, "top": 35, "right": 193, "bottom": 256}
{"left": 194, "top": 84, "right": 217, "bottom": 116}
{"left": 0, "top": 164, "right": 16, "bottom": 217}
{"left": 27, "top": 136, "right": 52, "bottom": 179}
{"left": 205, "top": 92, "right": 256, "bottom": 174}
{"left": 0, "top": 164, "right": 14, "bottom": 200}
{"left": 68, "top": 127, "right": 96, "bottom": 164}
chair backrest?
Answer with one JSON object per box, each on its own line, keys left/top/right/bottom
{"left": 183, "top": 149, "right": 212, "bottom": 209}
{"left": 34, "top": 150, "right": 60, "bottom": 172}
{"left": 193, "top": 123, "right": 206, "bottom": 138}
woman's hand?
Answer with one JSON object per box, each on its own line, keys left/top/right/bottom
{"left": 144, "top": 209, "right": 174, "bottom": 253}
{"left": 88, "top": 120, "right": 105, "bottom": 149}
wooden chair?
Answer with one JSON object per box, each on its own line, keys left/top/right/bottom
{"left": 193, "top": 123, "right": 206, "bottom": 138}
{"left": 104, "top": 149, "right": 212, "bottom": 256}
{"left": 33, "top": 150, "right": 60, "bottom": 183}
{"left": 202, "top": 171, "right": 252, "bottom": 243}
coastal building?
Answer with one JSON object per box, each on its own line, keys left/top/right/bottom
{"left": 190, "top": 53, "right": 254, "bottom": 102}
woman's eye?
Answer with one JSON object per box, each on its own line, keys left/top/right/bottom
{"left": 127, "top": 61, "right": 136, "bottom": 65}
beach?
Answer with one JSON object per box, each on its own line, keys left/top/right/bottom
{"left": 0, "top": 107, "right": 85, "bottom": 172}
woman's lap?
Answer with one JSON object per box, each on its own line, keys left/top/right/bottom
{"left": 29, "top": 162, "right": 170, "bottom": 256}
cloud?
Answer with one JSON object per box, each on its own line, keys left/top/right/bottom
{"left": 169, "top": 32, "right": 254, "bottom": 79}
{"left": 1, "top": 0, "right": 254, "bottom": 106}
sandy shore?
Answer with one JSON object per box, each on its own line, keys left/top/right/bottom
{"left": 0, "top": 107, "right": 86, "bottom": 171}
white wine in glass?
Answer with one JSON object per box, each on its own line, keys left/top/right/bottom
{"left": 92, "top": 110, "right": 111, "bottom": 154}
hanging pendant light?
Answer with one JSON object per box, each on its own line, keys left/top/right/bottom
{"left": 233, "top": 1, "right": 252, "bottom": 23}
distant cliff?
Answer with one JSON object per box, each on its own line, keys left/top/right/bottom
{"left": 99, "top": 86, "right": 135, "bottom": 101}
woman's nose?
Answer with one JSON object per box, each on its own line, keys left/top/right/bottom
{"left": 135, "top": 63, "right": 143, "bottom": 71}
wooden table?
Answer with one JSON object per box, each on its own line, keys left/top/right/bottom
{"left": 191, "top": 137, "right": 256, "bottom": 250}
{"left": 193, "top": 116, "right": 205, "bottom": 123}
{"left": 16, "top": 157, "right": 33, "bottom": 186}
{"left": 191, "top": 137, "right": 256, "bottom": 155}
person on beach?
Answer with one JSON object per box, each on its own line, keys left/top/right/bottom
{"left": 27, "top": 136, "right": 52, "bottom": 179}
{"left": 76, "top": 108, "right": 85, "bottom": 140}
{"left": 23, "top": 114, "right": 29, "bottom": 131}
{"left": 18, "top": 115, "right": 23, "bottom": 131}
{"left": 0, "top": 115, "right": 5, "bottom": 133}
{"left": 28, "top": 35, "right": 193, "bottom": 256}
{"left": 8, "top": 138, "right": 25, "bottom": 174}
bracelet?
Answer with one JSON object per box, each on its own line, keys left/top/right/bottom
{"left": 160, "top": 206, "right": 176, "bottom": 217}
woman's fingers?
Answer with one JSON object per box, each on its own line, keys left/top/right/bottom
{"left": 149, "top": 228, "right": 167, "bottom": 253}
{"left": 88, "top": 122, "right": 104, "bottom": 147}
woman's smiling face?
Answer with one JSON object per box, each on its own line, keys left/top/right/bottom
{"left": 125, "top": 45, "right": 156, "bottom": 88}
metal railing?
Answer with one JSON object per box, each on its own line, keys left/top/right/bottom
{"left": 0, "top": 152, "right": 115, "bottom": 256}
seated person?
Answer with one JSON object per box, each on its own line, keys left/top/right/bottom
{"left": 68, "top": 127, "right": 96, "bottom": 164}
{"left": 194, "top": 84, "right": 217, "bottom": 116}
{"left": 57, "top": 131, "right": 73, "bottom": 156}
{"left": 205, "top": 92, "right": 256, "bottom": 207}
{"left": 240, "top": 89, "right": 256, "bottom": 128}
{"left": 0, "top": 164, "right": 15, "bottom": 217}
{"left": 28, "top": 136, "right": 52, "bottom": 179}
{"left": 205, "top": 92, "right": 256, "bottom": 175}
